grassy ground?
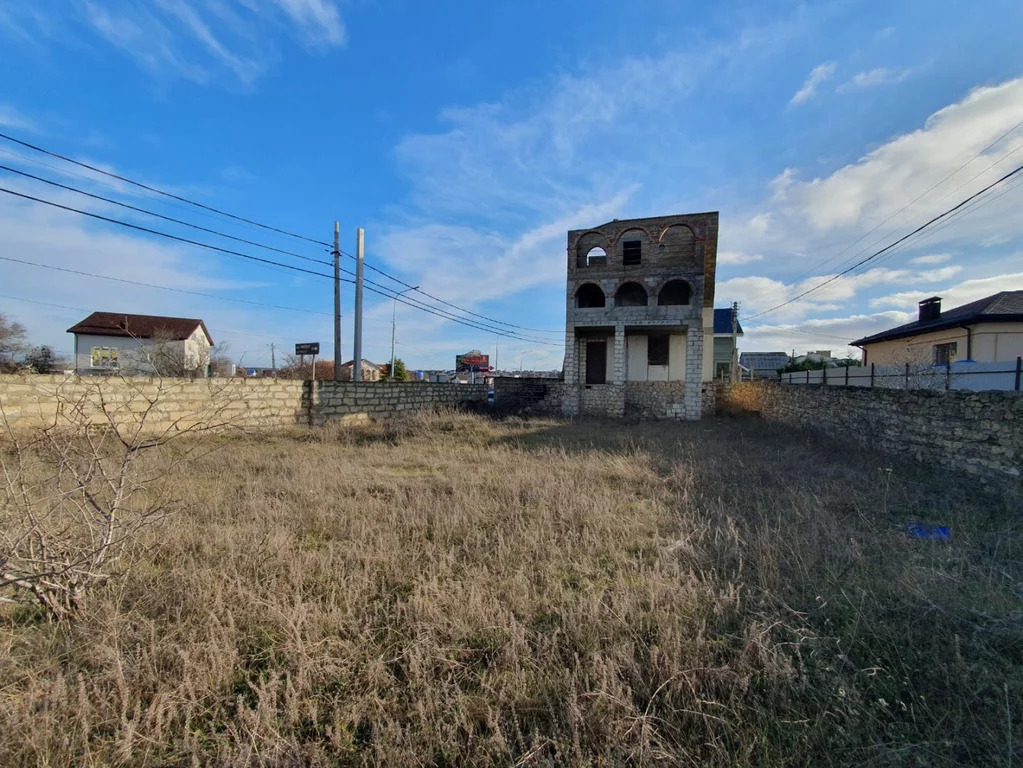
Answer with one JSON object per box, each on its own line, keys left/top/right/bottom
{"left": 0, "top": 411, "right": 1020, "bottom": 766}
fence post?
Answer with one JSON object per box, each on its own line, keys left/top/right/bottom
{"left": 806, "top": 369, "right": 810, "bottom": 385}
{"left": 905, "top": 362, "right": 910, "bottom": 389}
{"left": 945, "top": 360, "right": 951, "bottom": 391}
{"left": 1016, "top": 356, "right": 1022, "bottom": 392}
{"left": 822, "top": 365, "right": 827, "bottom": 386}
{"left": 870, "top": 362, "right": 875, "bottom": 388}
{"left": 845, "top": 365, "right": 849, "bottom": 386}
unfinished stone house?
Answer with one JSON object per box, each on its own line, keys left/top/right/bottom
{"left": 563, "top": 212, "right": 718, "bottom": 419}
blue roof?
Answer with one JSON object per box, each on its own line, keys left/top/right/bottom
{"left": 713, "top": 308, "right": 743, "bottom": 335}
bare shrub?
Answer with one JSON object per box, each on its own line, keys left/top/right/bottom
{"left": 0, "top": 376, "right": 237, "bottom": 620}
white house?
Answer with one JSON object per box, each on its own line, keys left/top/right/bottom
{"left": 67, "top": 312, "right": 214, "bottom": 376}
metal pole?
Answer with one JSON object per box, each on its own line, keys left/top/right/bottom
{"left": 730, "top": 301, "right": 739, "bottom": 384}
{"left": 1015, "top": 356, "right": 1021, "bottom": 391}
{"left": 333, "top": 221, "right": 342, "bottom": 381}
{"left": 870, "top": 362, "right": 875, "bottom": 388}
{"left": 390, "top": 285, "right": 420, "bottom": 382}
{"left": 311, "top": 353, "right": 316, "bottom": 383}
{"left": 353, "top": 228, "right": 364, "bottom": 382}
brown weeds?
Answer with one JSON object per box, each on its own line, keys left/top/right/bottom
{"left": 0, "top": 410, "right": 1019, "bottom": 766}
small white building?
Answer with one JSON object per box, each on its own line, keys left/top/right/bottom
{"left": 67, "top": 312, "right": 214, "bottom": 377}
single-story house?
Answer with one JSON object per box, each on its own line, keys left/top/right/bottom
{"left": 340, "top": 359, "right": 384, "bottom": 382}
{"left": 67, "top": 312, "right": 214, "bottom": 376}
{"left": 851, "top": 292, "right": 1023, "bottom": 366}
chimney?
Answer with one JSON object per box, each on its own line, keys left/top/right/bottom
{"left": 918, "top": 296, "right": 941, "bottom": 323}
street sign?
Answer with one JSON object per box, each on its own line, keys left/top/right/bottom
{"left": 295, "top": 343, "right": 320, "bottom": 356}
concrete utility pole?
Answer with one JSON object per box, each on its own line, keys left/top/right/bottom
{"left": 333, "top": 221, "right": 342, "bottom": 381}
{"left": 731, "top": 301, "right": 740, "bottom": 384}
{"left": 270, "top": 342, "right": 276, "bottom": 378}
{"left": 390, "top": 285, "right": 419, "bottom": 381}
{"left": 353, "top": 228, "right": 365, "bottom": 381}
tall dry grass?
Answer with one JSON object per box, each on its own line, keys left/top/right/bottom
{"left": 0, "top": 410, "right": 1019, "bottom": 766}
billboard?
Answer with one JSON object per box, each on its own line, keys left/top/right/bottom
{"left": 456, "top": 351, "right": 490, "bottom": 372}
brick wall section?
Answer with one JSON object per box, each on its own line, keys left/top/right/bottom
{"left": 0, "top": 375, "right": 488, "bottom": 433}
{"left": 719, "top": 382, "right": 1023, "bottom": 486}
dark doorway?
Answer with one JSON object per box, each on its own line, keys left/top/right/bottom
{"left": 586, "top": 340, "right": 607, "bottom": 384}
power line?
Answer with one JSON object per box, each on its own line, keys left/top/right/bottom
{"left": 0, "top": 131, "right": 560, "bottom": 337}
{"left": 339, "top": 249, "right": 564, "bottom": 335}
{"left": 0, "top": 130, "right": 332, "bottom": 247}
{"left": 785, "top": 118, "right": 1023, "bottom": 286}
{"left": 746, "top": 160, "right": 1023, "bottom": 321}
{"left": 0, "top": 185, "right": 336, "bottom": 281}
{"left": 0, "top": 187, "right": 562, "bottom": 346}
{"left": 0, "top": 163, "right": 334, "bottom": 267}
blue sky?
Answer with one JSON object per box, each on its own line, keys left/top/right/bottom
{"left": 2, "top": 0, "right": 1023, "bottom": 370}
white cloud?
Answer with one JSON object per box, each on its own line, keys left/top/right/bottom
{"left": 790, "top": 61, "right": 836, "bottom": 105}
{"left": 718, "top": 251, "right": 764, "bottom": 266}
{"left": 838, "top": 66, "right": 915, "bottom": 91}
{"left": 909, "top": 253, "right": 952, "bottom": 265}
{"left": 784, "top": 77, "right": 1023, "bottom": 233}
{"left": 869, "top": 271, "right": 1023, "bottom": 310}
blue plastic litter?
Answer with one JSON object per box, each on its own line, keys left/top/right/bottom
{"left": 906, "top": 523, "right": 951, "bottom": 540}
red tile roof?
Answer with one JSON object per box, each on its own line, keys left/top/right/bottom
{"left": 66, "top": 312, "right": 213, "bottom": 344}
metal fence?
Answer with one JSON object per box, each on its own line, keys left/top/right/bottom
{"left": 778, "top": 357, "right": 1023, "bottom": 392}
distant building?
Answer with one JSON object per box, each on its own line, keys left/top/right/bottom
{"left": 712, "top": 307, "right": 743, "bottom": 380}
{"left": 852, "top": 293, "right": 1023, "bottom": 366}
{"left": 67, "top": 312, "right": 213, "bottom": 377}
{"left": 340, "top": 359, "right": 384, "bottom": 382}
{"left": 739, "top": 351, "right": 789, "bottom": 376}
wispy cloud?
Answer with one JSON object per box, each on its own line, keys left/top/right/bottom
{"left": 909, "top": 253, "right": 951, "bottom": 265}
{"left": 838, "top": 66, "right": 915, "bottom": 92}
{"left": 0, "top": 104, "right": 34, "bottom": 131}
{"left": 790, "top": 61, "right": 836, "bottom": 105}
{"left": 9, "top": 0, "right": 347, "bottom": 88}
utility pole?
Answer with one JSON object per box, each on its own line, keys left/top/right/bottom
{"left": 495, "top": 336, "right": 499, "bottom": 372}
{"left": 390, "top": 285, "right": 420, "bottom": 381}
{"left": 333, "top": 221, "right": 342, "bottom": 381}
{"left": 353, "top": 228, "right": 365, "bottom": 382}
{"left": 270, "top": 342, "right": 276, "bottom": 378}
{"left": 730, "top": 301, "right": 740, "bottom": 384}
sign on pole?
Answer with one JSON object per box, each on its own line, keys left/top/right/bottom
{"left": 295, "top": 343, "right": 320, "bottom": 356}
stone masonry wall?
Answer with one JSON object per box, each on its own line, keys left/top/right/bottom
{"left": 490, "top": 377, "right": 564, "bottom": 417}
{"left": 719, "top": 382, "right": 1022, "bottom": 487}
{"left": 0, "top": 375, "right": 487, "bottom": 433}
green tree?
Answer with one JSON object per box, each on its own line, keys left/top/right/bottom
{"left": 0, "top": 313, "right": 28, "bottom": 372}
{"left": 388, "top": 358, "right": 412, "bottom": 382}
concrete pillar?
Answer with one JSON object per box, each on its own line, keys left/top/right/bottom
{"left": 562, "top": 325, "right": 580, "bottom": 416}
{"left": 684, "top": 326, "right": 703, "bottom": 420}
{"left": 610, "top": 323, "right": 626, "bottom": 417}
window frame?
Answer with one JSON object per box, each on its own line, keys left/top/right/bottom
{"left": 647, "top": 334, "right": 669, "bottom": 367}
{"left": 622, "top": 239, "right": 642, "bottom": 266}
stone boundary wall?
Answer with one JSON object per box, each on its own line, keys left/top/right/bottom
{"left": 719, "top": 382, "right": 1022, "bottom": 486}
{"left": 625, "top": 381, "right": 717, "bottom": 419}
{"left": 0, "top": 375, "right": 487, "bottom": 433}
{"left": 490, "top": 377, "right": 564, "bottom": 416}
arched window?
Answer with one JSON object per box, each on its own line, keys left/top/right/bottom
{"left": 658, "top": 279, "right": 691, "bottom": 306}
{"left": 575, "top": 283, "right": 606, "bottom": 308}
{"left": 615, "top": 281, "right": 648, "bottom": 307}
{"left": 575, "top": 232, "right": 608, "bottom": 267}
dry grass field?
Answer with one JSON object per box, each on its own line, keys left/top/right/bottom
{"left": 1, "top": 410, "right": 1020, "bottom": 766}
